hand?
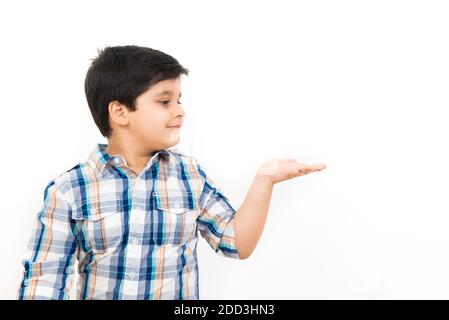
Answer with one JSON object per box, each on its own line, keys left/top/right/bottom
{"left": 257, "top": 159, "right": 326, "bottom": 185}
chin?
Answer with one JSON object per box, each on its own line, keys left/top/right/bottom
{"left": 164, "top": 139, "right": 179, "bottom": 148}
{"left": 167, "top": 133, "right": 181, "bottom": 145}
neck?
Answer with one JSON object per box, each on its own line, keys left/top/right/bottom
{"left": 105, "top": 136, "right": 159, "bottom": 175}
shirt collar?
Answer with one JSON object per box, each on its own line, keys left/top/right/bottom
{"left": 87, "top": 143, "right": 170, "bottom": 177}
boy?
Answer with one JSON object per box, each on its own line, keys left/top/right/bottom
{"left": 17, "top": 45, "right": 326, "bottom": 300}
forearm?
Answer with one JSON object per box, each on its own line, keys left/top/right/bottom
{"left": 18, "top": 281, "right": 71, "bottom": 300}
{"left": 18, "top": 254, "right": 77, "bottom": 300}
{"left": 233, "top": 173, "right": 273, "bottom": 259}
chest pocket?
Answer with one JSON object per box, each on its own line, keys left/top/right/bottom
{"left": 152, "top": 190, "right": 200, "bottom": 246}
{"left": 81, "top": 195, "right": 124, "bottom": 254}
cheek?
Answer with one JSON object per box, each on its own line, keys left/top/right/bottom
{"left": 132, "top": 110, "right": 167, "bottom": 133}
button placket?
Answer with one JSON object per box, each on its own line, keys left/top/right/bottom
{"left": 127, "top": 266, "right": 138, "bottom": 280}
{"left": 124, "top": 177, "right": 145, "bottom": 293}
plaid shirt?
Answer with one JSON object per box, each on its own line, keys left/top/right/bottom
{"left": 18, "top": 143, "right": 240, "bottom": 300}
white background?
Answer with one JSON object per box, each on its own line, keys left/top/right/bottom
{"left": 1, "top": 0, "right": 448, "bottom": 299}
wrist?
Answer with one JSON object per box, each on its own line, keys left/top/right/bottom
{"left": 255, "top": 172, "right": 275, "bottom": 187}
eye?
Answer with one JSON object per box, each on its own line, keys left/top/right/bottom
{"left": 160, "top": 100, "right": 182, "bottom": 106}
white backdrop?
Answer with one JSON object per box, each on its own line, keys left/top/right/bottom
{"left": 1, "top": 0, "right": 448, "bottom": 299}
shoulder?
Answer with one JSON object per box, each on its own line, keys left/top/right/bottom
{"left": 167, "top": 148, "right": 200, "bottom": 166}
{"left": 166, "top": 148, "right": 211, "bottom": 180}
{"left": 168, "top": 149, "right": 215, "bottom": 182}
{"left": 45, "top": 161, "right": 82, "bottom": 196}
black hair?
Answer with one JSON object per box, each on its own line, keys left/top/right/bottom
{"left": 84, "top": 45, "right": 189, "bottom": 137}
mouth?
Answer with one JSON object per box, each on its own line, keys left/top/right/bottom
{"left": 167, "top": 125, "right": 182, "bottom": 128}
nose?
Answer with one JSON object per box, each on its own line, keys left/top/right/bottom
{"left": 176, "top": 104, "right": 185, "bottom": 118}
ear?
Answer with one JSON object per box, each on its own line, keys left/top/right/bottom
{"left": 108, "top": 100, "right": 129, "bottom": 126}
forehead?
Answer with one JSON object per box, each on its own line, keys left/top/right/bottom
{"left": 151, "top": 78, "right": 182, "bottom": 96}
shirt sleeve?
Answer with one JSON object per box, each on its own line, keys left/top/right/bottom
{"left": 195, "top": 161, "right": 241, "bottom": 259}
{"left": 17, "top": 178, "right": 78, "bottom": 300}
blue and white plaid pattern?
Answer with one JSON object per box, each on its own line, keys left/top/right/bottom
{"left": 18, "top": 143, "right": 240, "bottom": 300}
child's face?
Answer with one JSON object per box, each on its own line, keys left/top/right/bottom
{"left": 112, "top": 77, "right": 185, "bottom": 151}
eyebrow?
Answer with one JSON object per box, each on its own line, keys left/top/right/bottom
{"left": 155, "top": 90, "right": 182, "bottom": 98}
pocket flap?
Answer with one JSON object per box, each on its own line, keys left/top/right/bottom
{"left": 153, "top": 190, "right": 197, "bottom": 214}
{"left": 75, "top": 195, "right": 123, "bottom": 220}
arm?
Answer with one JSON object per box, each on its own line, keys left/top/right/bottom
{"left": 17, "top": 179, "right": 78, "bottom": 300}
{"left": 196, "top": 161, "right": 241, "bottom": 259}
{"left": 234, "top": 159, "right": 326, "bottom": 259}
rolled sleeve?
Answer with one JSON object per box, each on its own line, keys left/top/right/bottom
{"left": 17, "top": 178, "right": 78, "bottom": 300}
{"left": 196, "top": 162, "right": 241, "bottom": 259}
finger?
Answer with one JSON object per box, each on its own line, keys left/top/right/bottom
{"left": 297, "top": 163, "right": 326, "bottom": 174}
{"left": 297, "top": 164, "right": 307, "bottom": 174}
{"left": 309, "top": 164, "right": 326, "bottom": 170}
{"left": 301, "top": 163, "right": 327, "bottom": 170}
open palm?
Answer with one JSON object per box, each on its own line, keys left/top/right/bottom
{"left": 257, "top": 159, "right": 326, "bottom": 184}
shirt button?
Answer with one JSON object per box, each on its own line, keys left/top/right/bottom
{"left": 91, "top": 208, "right": 96, "bottom": 214}
{"left": 132, "top": 238, "right": 139, "bottom": 246}
{"left": 174, "top": 202, "right": 181, "bottom": 209}
{"left": 113, "top": 157, "right": 120, "bottom": 165}
{"left": 129, "top": 272, "right": 135, "bottom": 279}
